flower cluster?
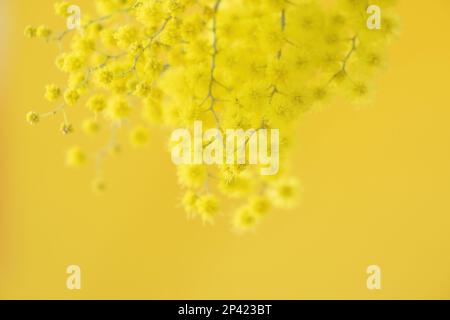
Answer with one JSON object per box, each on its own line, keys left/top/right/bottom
{"left": 26, "top": 0, "right": 398, "bottom": 232}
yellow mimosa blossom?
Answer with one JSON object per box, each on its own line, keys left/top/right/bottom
{"left": 26, "top": 0, "right": 398, "bottom": 231}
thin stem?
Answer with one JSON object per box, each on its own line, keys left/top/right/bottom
{"left": 122, "top": 16, "right": 172, "bottom": 78}
{"left": 40, "top": 104, "right": 66, "bottom": 118}
{"left": 278, "top": 9, "right": 286, "bottom": 60}
{"left": 270, "top": 9, "right": 287, "bottom": 103}
{"left": 62, "top": 109, "right": 69, "bottom": 125}
{"left": 95, "top": 124, "right": 119, "bottom": 178}
{"left": 205, "top": 0, "right": 223, "bottom": 130}
{"left": 327, "top": 36, "right": 358, "bottom": 86}
{"left": 78, "top": 51, "right": 127, "bottom": 89}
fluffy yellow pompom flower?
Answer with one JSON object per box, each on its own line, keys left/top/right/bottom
{"left": 45, "top": 84, "right": 61, "bottom": 102}
{"left": 55, "top": 53, "right": 66, "bottom": 71}
{"left": 182, "top": 190, "right": 199, "bottom": 217}
{"left": 86, "top": 95, "right": 107, "bottom": 113}
{"left": 24, "top": 25, "right": 37, "bottom": 38}
{"left": 82, "top": 119, "right": 100, "bottom": 135}
{"left": 62, "top": 53, "right": 84, "bottom": 73}
{"left": 196, "top": 194, "right": 219, "bottom": 223}
{"left": 233, "top": 206, "right": 259, "bottom": 232}
{"left": 64, "top": 88, "right": 80, "bottom": 106}
{"left": 54, "top": 1, "right": 71, "bottom": 18}
{"left": 249, "top": 196, "right": 271, "bottom": 218}
{"left": 96, "top": 69, "right": 114, "bottom": 87}
{"left": 177, "top": 165, "right": 207, "bottom": 189}
{"left": 26, "top": 111, "right": 40, "bottom": 125}
{"left": 269, "top": 178, "right": 301, "bottom": 209}
{"left": 129, "top": 126, "right": 149, "bottom": 148}
{"left": 109, "top": 98, "right": 131, "bottom": 120}
{"left": 114, "top": 25, "right": 139, "bottom": 49}
{"left": 36, "top": 25, "right": 52, "bottom": 39}
{"left": 134, "top": 81, "right": 152, "bottom": 98}
{"left": 66, "top": 147, "right": 86, "bottom": 167}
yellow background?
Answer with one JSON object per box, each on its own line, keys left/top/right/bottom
{"left": 1, "top": 0, "right": 449, "bottom": 299}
